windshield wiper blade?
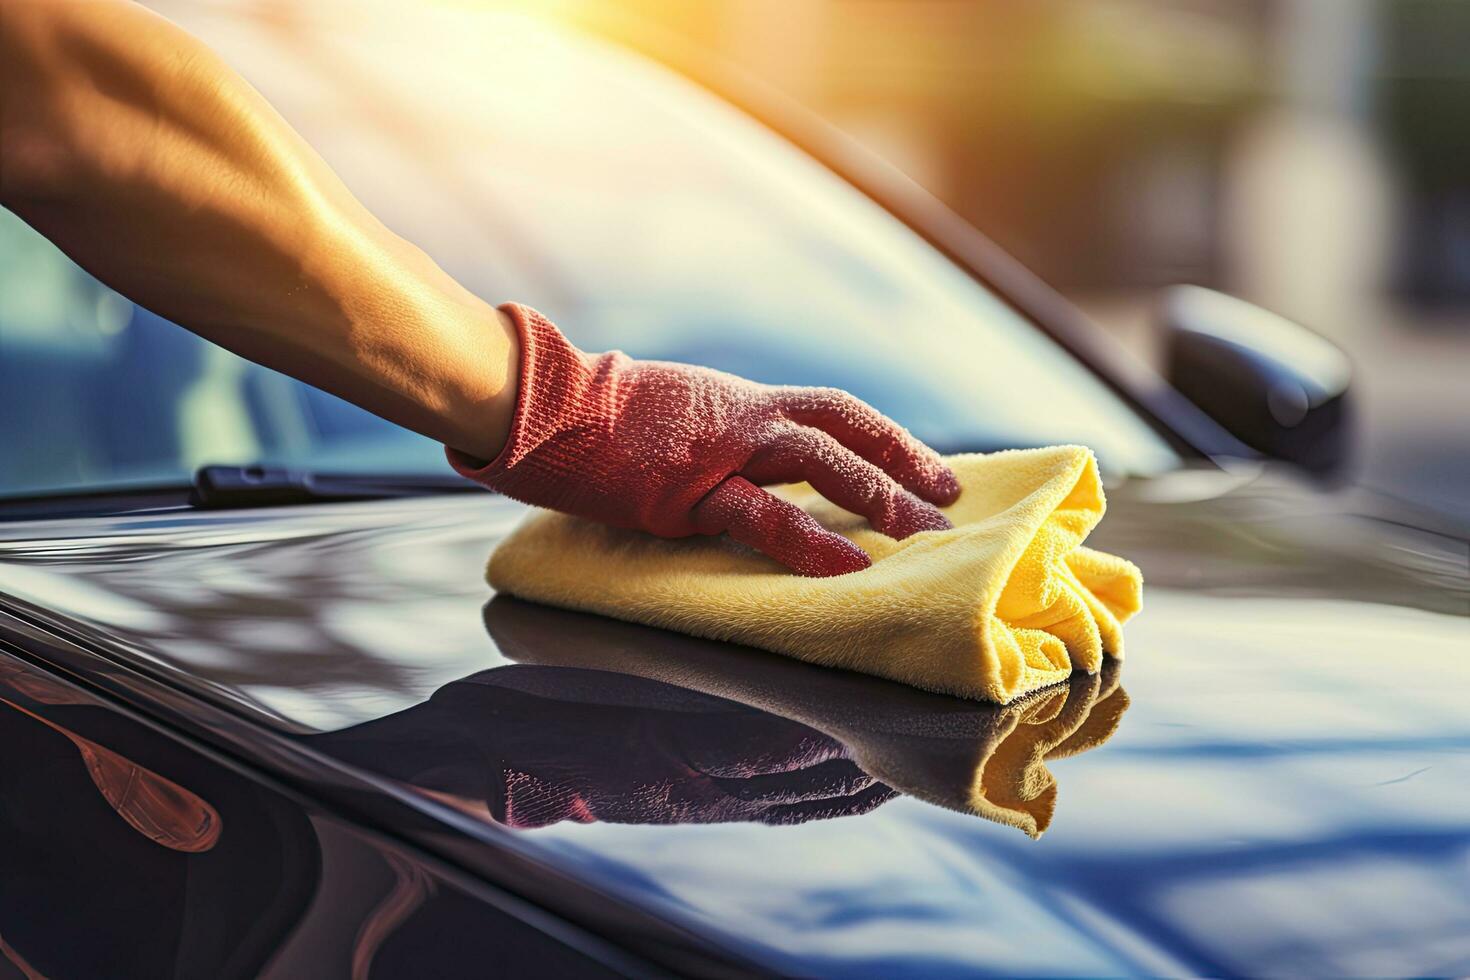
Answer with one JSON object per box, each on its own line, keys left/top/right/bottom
{"left": 0, "top": 466, "right": 485, "bottom": 521}
{"left": 188, "top": 465, "right": 483, "bottom": 509}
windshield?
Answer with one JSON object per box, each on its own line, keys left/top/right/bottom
{"left": 0, "top": 5, "right": 1177, "bottom": 499}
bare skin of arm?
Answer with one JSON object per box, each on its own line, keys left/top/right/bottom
{"left": 0, "top": 0, "right": 519, "bottom": 462}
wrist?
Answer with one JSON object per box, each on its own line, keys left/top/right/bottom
{"left": 446, "top": 304, "right": 605, "bottom": 482}
{"left": 437, "top": 301, "right": 521, "bottom": 464}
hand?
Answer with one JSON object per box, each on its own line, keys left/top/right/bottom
{"left": 449, "top": 305, "right": 961, "bottom": 576}
{"left": 321, "top": 666, "right": 896, "bottom": 828}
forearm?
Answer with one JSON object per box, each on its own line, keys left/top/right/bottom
{"left": 0, "top": 0, "right": 517, "bottom": 460}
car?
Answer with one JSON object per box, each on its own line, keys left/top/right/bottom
{"left": 1, "top": 4, "right": 1467, "bottom": 977}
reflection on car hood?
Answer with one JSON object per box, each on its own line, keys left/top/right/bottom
{"left": 0, "top": 466, "right": 1467, "bottom": 976}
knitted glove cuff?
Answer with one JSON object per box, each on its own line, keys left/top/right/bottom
{"left": 446, "top": 303, "right": 596, "bottom": 482}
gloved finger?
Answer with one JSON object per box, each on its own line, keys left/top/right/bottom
{"left": 759, "top": 781, "right": 899, "bottom": 826}
{"left": 711, "top": 758, "right": 878, "bottom": 805}
{"left": 693, "top": 476, "right": 871, "bottom": 577}
{"left": 778, "top": 387, "right": 961, "bottom": 506}
{"left": 685, "top": 717, "right": 851, "bottom": 778}
{"left": 744, "top": 428, "right": 951, "bottom": 540}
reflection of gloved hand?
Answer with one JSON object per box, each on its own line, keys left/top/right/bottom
{"left": 486, "top": 683, "right": 893, "bottom": 828}
{"left": 320, "top": 668, "right": 895, "bottom": 828}
{"left": 484, "top": 596, "right": 1131, "bottom": 838}
{"left": 448, "top": 305, "right": 959, "bottom": 576}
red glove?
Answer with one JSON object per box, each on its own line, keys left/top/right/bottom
{"left": 448, "top": 304, "right": 960, "bottom": 576}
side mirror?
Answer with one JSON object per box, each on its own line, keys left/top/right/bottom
{"left": 1160, "top": 286, "right": 1354, "bottom": 478}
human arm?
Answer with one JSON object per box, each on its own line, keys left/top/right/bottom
{"left": 0, "top": 0, "right": 520, "bottom": 460}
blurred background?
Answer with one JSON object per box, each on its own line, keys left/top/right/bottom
{"left": 3, "top": 0, "right": 1466, "bottom": 520}
{"left": 573, "top": 0, "right": 1470, "bottom": 519}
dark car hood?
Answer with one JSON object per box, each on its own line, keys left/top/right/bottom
{"left": 1, "top": 467, "right": 1467, "bottom": 976}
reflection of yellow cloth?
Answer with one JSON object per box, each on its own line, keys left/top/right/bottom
{"left": 488, "top": 446, "right": 1143, "bottom": 704}
{"left": 487, "top": 595, "right": 1131, "bottom": 839}
{"left": 971, "top": 668, "right": 1129, "bottom": 836}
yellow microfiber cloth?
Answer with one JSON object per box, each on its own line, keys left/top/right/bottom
{"left": 487, "top": 445, "right": 1143, "bottom": 705}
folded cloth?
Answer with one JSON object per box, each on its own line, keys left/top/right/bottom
{"left": 487, "top": 445, "right": 1143, "bottom": 704}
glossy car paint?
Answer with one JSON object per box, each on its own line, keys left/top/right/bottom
{"left": 0, "top": 645, "right": 629, "bottom": 978}
{"left": 1, "top": 467, "right": 1466, "bottom": 976}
